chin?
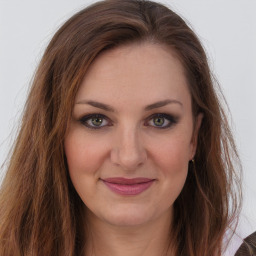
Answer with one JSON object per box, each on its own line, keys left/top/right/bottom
{"left": 105, "top": 214, "right": 150, "bottom": 227}
{"left": 99, "top": 204, "right": 161, "bottom": 227}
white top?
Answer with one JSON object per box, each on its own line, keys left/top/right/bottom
{"left": 224, "top": 213, "right": 256, "bottom": 255}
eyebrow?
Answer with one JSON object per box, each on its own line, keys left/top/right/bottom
{"left": 75, "top": 99, "right": 183, "bottom": 112}
{"left": 144, "top": 99, "right": 183, "bottom": 111}
{"left": 76, "top": 100, "right": 115, "bottom": 112}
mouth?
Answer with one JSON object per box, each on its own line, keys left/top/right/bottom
{"left": 101, "top": 177, "right": 156, "bottom": 196}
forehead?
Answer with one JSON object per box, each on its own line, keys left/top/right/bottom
{"left": 76, "top": 42, "right": 191, "bottom": 108}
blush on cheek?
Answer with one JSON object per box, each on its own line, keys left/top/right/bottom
{"left": 64, "top": 129, "right": 101, "bottom": 174}
{"left": 155, "top": 142, "right": 190, "bottom": 168}
{"left": 65, "top": 148, "right": 99, "bottom": 176}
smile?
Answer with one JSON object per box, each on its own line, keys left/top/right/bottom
{"left": 101, "top": 177, "right": 156, "bottom": 196}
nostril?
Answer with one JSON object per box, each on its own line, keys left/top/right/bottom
{"left": 110, "top": 142, "right": 147, "bottom": 170}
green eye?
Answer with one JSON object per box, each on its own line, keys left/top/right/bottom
{"left": 80, "top": 114, "right": 110, "bottom": 129}
{"left": 146, "top": 113, "right": 178, "bottom": 129}
{"left": 91, "top": 116, "right": 104, "bottom": 126}
{"left": 153, "top": 117, "right": 165, "bottom": 126}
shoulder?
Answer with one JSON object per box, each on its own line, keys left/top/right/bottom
{"left": 234, "top": 231, "right": 256, "bottom": 256}
{"left": 224, "top": 214, "right": 256, "bottom": 256}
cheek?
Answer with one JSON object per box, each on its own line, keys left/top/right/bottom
{"left": 145, "top": 135, "right": 191, "bottom": 211}
{"left": 159, "top": 143, "right": 189, "bottom": 192}
{"left": 151, "top": 135, "right": 192, "bottom": 174}
{"left": 64, "top": 128, "right": 111, "bottom": 205}
{"left": 162, "top": 140, "right": 190, "bottom": 195}
{"left": 64, "top": 128, "right": 108, "bottom": 177}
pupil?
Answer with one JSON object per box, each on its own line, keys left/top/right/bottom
{"left": 154, "top": 117, "right": 164, "bottom": 126}
{"left": 92, "top": 117, "right": 103, "bottom": 126}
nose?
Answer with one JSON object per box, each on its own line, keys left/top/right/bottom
{"left": 110, "top": 126, "right": 147, "bottom": 171}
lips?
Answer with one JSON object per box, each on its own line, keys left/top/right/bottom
{"left": 101, "top": 177, "right": 155, "bottom": 195}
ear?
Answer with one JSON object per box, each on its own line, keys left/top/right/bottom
{"left": 190, "top": 113, "right": 203, "bottom": 160}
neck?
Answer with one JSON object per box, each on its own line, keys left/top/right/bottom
{"left": 84, "top": 209, "right": 174, "bottom": 256}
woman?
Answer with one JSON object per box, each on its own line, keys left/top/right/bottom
{"left": 0, "top": 0, "right": 242, "bottom": 255}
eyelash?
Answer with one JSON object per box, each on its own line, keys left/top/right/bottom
{"left": 79, "top": 114, "right": 111, "bottom": 130}
{"left": 79, "top": 113, "right": 178, "bottom": 130}
{"left": 145, "top": 113, "right": 178, "bottom": 129}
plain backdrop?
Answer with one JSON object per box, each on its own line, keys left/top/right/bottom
{"left": 0, "top": 0, "right": 255, "bottom": 253}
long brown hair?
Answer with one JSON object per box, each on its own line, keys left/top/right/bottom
{"left": 0, "top": 0, "right": 241, "bottom": 255}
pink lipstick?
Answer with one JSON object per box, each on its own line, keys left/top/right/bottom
{"left": 102, "top": 177, "right": 155, "bottom": 195}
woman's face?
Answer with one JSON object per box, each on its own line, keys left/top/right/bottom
{"left": 65, "top": 43, "right": 202, "bottom": 227}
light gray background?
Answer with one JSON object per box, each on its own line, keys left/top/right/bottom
{"left": 0, "top": 0, "right": 255, "bottom": 253}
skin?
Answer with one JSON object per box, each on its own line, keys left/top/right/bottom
{"left": 64, "top": 42, "right": 202, "bottom": 256}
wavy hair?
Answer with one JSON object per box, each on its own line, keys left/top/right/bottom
{"left": 0, "top": 0, "right": 241, "bottom": 255}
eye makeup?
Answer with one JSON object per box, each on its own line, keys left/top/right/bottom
{"left": 78, "top": 112, "right": 179, "bottom": 130}
{"left": 79, "top": 114, "right": 112, "bottom": 129}
{"left": 144, "top": 113, "right": 179, "bottom": 129}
